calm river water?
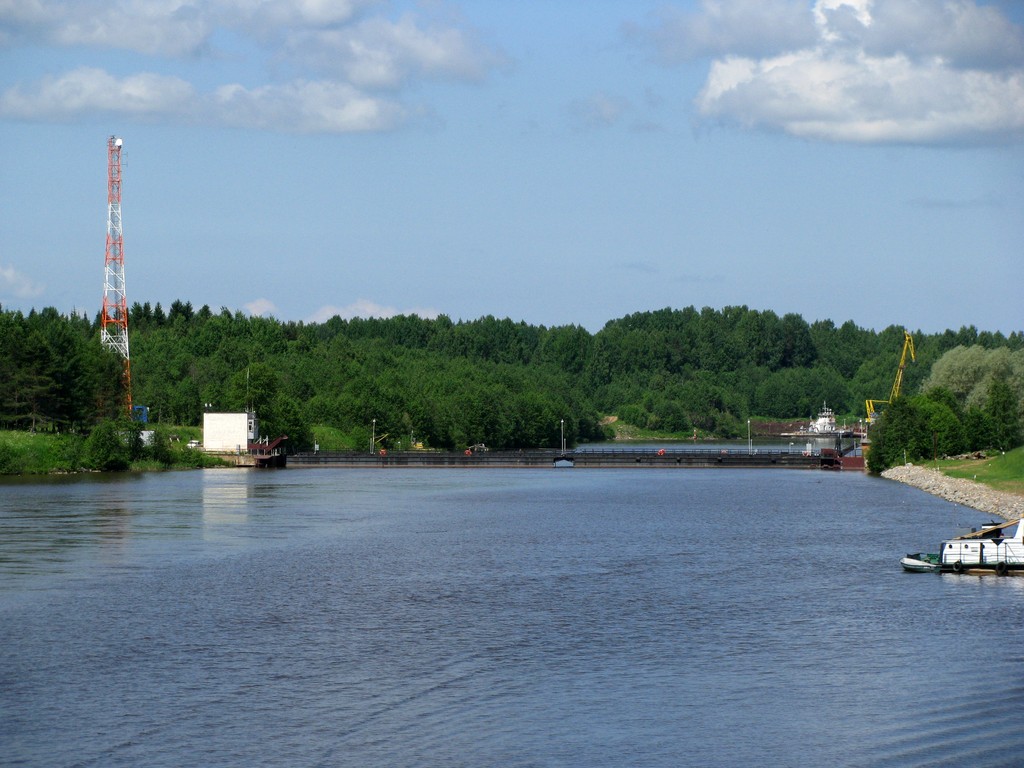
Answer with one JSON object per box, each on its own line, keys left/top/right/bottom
{"left": 2, "top": 467, "right": 1023, "bottom": 767}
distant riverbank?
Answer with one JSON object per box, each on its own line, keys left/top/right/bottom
{"left": 882, "top": 464, "right": 1024, "bottom": 521}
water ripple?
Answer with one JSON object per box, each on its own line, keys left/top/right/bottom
{"left": 3, "top": 469, "right": 1024, "bottom": 767}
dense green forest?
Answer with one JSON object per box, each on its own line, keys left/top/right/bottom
{"left": 1, "top": 301, "right": 1021, "bottom": 473}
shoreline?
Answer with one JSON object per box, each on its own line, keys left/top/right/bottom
{"left": 881, "top": 464, "right": 1024, "bottom": 521}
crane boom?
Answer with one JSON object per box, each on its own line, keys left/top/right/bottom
{"left": 866, "top": 330, "right": 915, "bottom": 423}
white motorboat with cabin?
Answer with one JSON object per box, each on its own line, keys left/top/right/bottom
{"left": 939, "top": 517, "right": 1024, "bottom": 575}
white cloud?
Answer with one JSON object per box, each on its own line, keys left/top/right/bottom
{"left": 244, "top": 297, "right": 278, "bottom": 317}
{"left": 0, "top": 66, "right": 402, "bottom": 132}
{"left": 850, "top": 0, "right": 1024, "bottom": 70}
{"left": 0, "top": 0, "right": 376, "bottom": 55}
{"left": 0, "top": 263, "right": 44, "bottom": 299}
{"left": 223, "top": 0, "right": 370, "bottom": 31}
{"left": 211, "top": 80, "right": 405, "bottom": 133}
{"left": 698, "top": 50, "right": 1024, "bottom": 143}
{"left": 0, "top": 0, "right": 213, "bottom": 56}
{"left": 307, "top": 299, "right": 440, "bottom": 324}
{"left": 685, "top": 0, "right": 1024, "bottom": 144}
{"left": 633, "top": 0, "right": 817, "bottom": 62}
{"left": 287, "top": 13, "right": 499, "bottom": 89}
{"left": 0, "top": 66, "right": 195, "bottom": 119}
{"left": 0, "top": 0, "right": 501, "bottom": 134}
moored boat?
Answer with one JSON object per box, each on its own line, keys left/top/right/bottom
{"left": 901, "top": 553, "right": 940, "bottom": 572}
{"left": 781, "top": 402, "right": 855, "bottom": 438}
{"left": 939, "top": 517, "right": 1024, "bottom": 575}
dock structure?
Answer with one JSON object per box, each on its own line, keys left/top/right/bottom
{"left": 290, "top": 447, "right": 856, "bottom": 470}
{"left": 204, "top": 435, "right": 289, "bottom": 467}
{"left": 208, "top": 452, "right": 284, "bottom": 468}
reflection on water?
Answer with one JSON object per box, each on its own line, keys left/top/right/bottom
{"left": 202, "top": 472, "right": 249, "bottom": 533}
{"left": 0, "top": 475, "right": 141, "bottom": 578}
{"left": 0, "top": 471, "right": 322, "bottom": 584}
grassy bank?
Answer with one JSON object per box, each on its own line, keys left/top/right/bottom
{"left": 0, "top": 429, "right": 226, "bottom": 476}
{"left": 0, "top": 431, "right": 83, "bottom": 475}
{"left": 933, "top": 446, "right": 1024, "bottom": 497}
{"left": 311, "top": 424, "right": 363, "bottom": 451}
{"left": 599, "top": 416, "right": 703, "bottom": 442}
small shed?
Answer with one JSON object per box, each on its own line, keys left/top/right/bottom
{"left": 202, "top": 412, "right": 259, "bottom": 452}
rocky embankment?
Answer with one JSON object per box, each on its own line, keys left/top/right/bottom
{"left": 882, "top": 464, "right": 1024, "bottom": 521}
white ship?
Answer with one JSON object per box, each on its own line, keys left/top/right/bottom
{"left": 781, "top": 403, "right": 854, "bottom": 438}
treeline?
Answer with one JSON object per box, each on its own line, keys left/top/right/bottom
{"left": 2, "top": 301, "right": 1022, "bottom": 458}
{"left": 0, "top": 307, "right": 122, "bottom": 432}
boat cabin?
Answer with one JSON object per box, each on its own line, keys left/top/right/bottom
{"left": 940, "top": 517, "right": 1024, "bottom": 575}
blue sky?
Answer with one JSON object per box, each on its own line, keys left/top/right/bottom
{"left": 1, "top": 0, "right": 1022, "bottom": 334}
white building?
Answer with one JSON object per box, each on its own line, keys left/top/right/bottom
{"left": 202, "top": 412, "right": 259, "bottom": 452}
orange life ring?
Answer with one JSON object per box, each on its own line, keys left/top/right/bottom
{"left": 658, "top": 448, "right": 665, "bottom": 456}
{"left": 464, "top": 449, "right": 472, "bottom": 455}
{"left": 379, "top": 449, "right": 387, "bottom": 456}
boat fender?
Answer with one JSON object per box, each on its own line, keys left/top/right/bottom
{"left": 996, "top": 561, "right": 1008, "bottom": 576}
{"left": 953, "top": 561, "right": 964, "bottom": 574}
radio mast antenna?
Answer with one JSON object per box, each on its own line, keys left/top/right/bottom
{"left": 100, "top": 135, "right": 132, "bottom": 413}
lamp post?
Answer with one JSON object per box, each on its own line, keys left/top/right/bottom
{"left": 560, "top": 419, "right": 565, "bottom": 453}
{"left": 747, "top": 419, "right": 751, "bottom": 455}
{"left": 371, "top": 418, "right": 376, "bottom": 455}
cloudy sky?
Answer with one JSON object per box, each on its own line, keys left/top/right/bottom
{"left": 1, "top": 0, "right": 1022, "bottom": 334}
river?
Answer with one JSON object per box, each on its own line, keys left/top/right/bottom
{"left": 2, "top": 468, "right": 1022, "bottom": 767}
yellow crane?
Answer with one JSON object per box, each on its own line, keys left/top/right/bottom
{"left": 866, "top": 330, "right": 915, "bottom": 423}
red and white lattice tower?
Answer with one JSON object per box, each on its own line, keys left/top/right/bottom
{"left": 100, "top": 135, "right": 132, "bottom": 412}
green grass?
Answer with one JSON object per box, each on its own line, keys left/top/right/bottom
{"left": 600, "top": 417, "right": 702, "bottom": 442}
{"left": 311, "top": 424, "right": 362, "bottom": 451}
{"left": 0, "top": 428, "right": 228, "bottom": 475}
{"left": 164, "top": 425, "right": 202, "bottom": 443}
{"left": 128, "top": 452, "right": 229, "bottom": 471}
{"left": 934, "top": 446, "right": 1024, "bottom": 496}
{"left": 0, "top": 430, "right": 84, "bottom": 475}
